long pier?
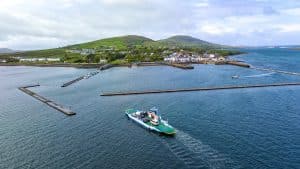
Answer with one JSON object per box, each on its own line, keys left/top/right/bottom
{"left": 61, "top": 70, "right": 100, "bottom": 87}
{"left": 61, "top": 64, "right": 114, "bottom": 88}
{"left": 19, "top": 85, "right": 76, "bottom": 116}
{"left": 100, "top": 82, "right": 300, "bottom": 96}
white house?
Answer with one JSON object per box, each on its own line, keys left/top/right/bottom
{"left": 178, "top": 57, "right": 190, "bottom": 63}
{"left": 164, "top": 56, "right": 176, "bottom": 62}
{"left": 47, "top": 58, "right": 60, "bottom": 62}
{"left": 190, "top": 56, "right": 202, "bottom": 62}
{"left": 99, "top": 59, "right": 108, "bottom": 64}
{"left": 81, "top": 49, "right": 95, "bottom": 55}
{"left": 209, "top": 54, "right": 215, "bottom": 58}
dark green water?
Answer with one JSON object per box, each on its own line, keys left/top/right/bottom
{"left": 0, "top": 48, "right": 300, "bottom": 169}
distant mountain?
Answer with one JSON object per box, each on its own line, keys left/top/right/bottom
{"left": 158, "top": 35, "right": 222, "bottom": 48}
{"left": 0, "top": 48, "right": 17, "bottom": 54}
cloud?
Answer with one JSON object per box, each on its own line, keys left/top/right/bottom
{"left": 199, "top": 25, "right": 235, "bottom": 35}
{"left": 0, "top": 0, "right": 300, "bottom": 49}
{"left": 277, "top": 24, "right": 300, "bottom": 33}
{"left": 281, "top": 7, "right": 300, "bottom": 16}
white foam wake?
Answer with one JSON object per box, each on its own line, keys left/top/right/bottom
{"left": 174, "top": 130, "right": 242, "bottom": 169}
{"left": 161, "top": 138, "right": 206, "bottom": 169}
{"left": 243, "top": 72, "right": 274, "bottom": 78}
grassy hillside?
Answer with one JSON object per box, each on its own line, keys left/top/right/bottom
{"left": 67, "top": 35, "right": 154, "bottom": 50}
{"left": 0, "top": 48, "right": 65, "bottom": 58}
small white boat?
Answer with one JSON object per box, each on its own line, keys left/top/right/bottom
{"left": 232, "top": 75, "right": 239, "bottom": 79}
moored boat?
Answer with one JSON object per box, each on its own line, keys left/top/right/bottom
{"left": 125, "top": 108, "right": 176, "bottom": 135}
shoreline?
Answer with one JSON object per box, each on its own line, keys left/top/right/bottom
{"left": 0, "top": 63, "right": 105, "bottom": 68}
{"left": 0, "top": 61, "right": 251, "bottom": 69}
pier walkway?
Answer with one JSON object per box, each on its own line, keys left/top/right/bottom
{"left": 100, "top": 82, "right": 300, "bottom": 96}
{"left": 61, "top": 64, "right": 113, "bottom": 88}
{"left": 19, "top": 85, "right": 76, "bottom": 116}
{"left": 61, "top": 71, "right": 100, "bottom": 87}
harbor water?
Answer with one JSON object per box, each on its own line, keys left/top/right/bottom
{"left": 0, "top": 48, "right": 300, "bottom": 169}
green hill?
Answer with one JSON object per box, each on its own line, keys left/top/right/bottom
{"left": 67, "top": 35, "right": 154, "bottom": 50}
{"left": 0, "top": 48, "right": 66, "bottom": 59}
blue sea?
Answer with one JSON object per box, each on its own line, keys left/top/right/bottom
{"left": 0, "top": 48, "right": 300, "bottom": 169}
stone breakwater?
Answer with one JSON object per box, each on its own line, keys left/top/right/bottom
{"left": 100, "top": 82, "right": 300, "bottom": 96}
{"left": 19, "top": 85, "right": 76, "bottom": 116}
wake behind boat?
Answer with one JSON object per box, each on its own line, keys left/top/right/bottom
{"left": 125, "top": 108, "right": 176, "bottom": 135}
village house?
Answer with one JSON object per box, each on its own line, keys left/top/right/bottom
{"left": 190, "top": 55, "right": 203, "bottom": 63}
{"left": 46, "top": 58, "right": 61, "bottom": 62}
{"left": 99, "top": 59, "right": 108, "bottom": 64}
{"left": 81, "top": 49, "right": 96, "bottom": 55}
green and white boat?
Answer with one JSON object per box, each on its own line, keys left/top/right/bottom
{"left": 125, "top": 108, "right": 176, "bottom": 135}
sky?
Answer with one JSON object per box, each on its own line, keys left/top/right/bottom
{"left": 0, "top": 0, "right": 300, "bottom": 50}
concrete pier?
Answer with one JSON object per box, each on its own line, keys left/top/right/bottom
{"left": 162, "top": 63, "right": 194, "bottom": 69}
{"left": 61, "top": 76, "right": 84, "bottom": 87}
{"left": 19, "top": 85, "right": 76, "bottom": 116}
{"left": 99, "top": 64, "right": 113, "bottom": 70}
{"left": 61, "top": 71, "right": 100, "bottom": 87}
{"left": 100, "top": 82, "right": 300, "bottom": 96}
{"left": 225, "top": 61, "right": 251, "bottom": 68}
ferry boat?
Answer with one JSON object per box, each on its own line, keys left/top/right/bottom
{"left": 125, "top": 108, "right": 176, "bottom": 135}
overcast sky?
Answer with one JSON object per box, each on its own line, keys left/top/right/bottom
{"left": 1, "top": 0, "right": 300, "bottom": 50}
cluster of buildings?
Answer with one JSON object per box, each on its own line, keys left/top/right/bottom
{"left": 164, "top": 52, "right": 225, "bottom": 63}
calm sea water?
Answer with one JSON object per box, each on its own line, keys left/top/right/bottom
{"left": 0, "top": 48, "right": 300, "bottom": 169}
